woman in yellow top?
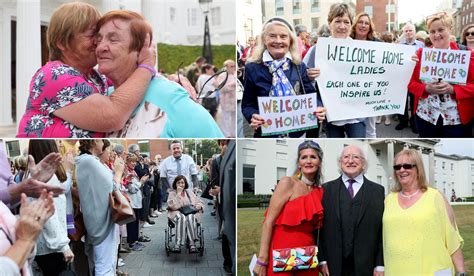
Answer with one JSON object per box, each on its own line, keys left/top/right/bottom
{"left": 383, "top": 149, "right": 466, "bottom": 275}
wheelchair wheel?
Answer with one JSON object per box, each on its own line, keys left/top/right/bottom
{"left": 164, "top": 228, "right": 170, "bottom": 256}
{"left": 198, "top": 224, "right": 205, "bottom": 256}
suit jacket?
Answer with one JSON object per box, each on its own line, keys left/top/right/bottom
{"left": 219, "top": 140, "right": 236, "bottom": 274}
{"left": 319, "top": 176, "right": 384, "bottom": 276}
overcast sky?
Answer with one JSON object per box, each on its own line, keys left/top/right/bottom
{"left": 436, "top": 139, "right": 474, "bottom": 157}
{"left": 397, "top": 0, "right": 445, "bottom": 24}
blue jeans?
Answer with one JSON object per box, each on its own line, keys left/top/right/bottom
{"left": 326, "top": 121, "right": 366, "bottom": 138}
{"left": 416, "top": 115, "right": 470, "bottom": 138}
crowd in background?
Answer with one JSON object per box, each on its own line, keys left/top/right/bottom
{"left": 2, "top": 139, "right": 234, "bottom": 276}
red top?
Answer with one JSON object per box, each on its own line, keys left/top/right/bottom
{"left": 264, "top": 187, "right": 324, "bottom": 276}
{"left": 408, "top": 42, "right": 474, "bottom": 124}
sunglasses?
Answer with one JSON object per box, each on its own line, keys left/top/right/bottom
{"left": 465, "top": 32, "right": 474, "bottom": 37}
{"left": 393, "top": 164, "right": 416, "bottom": 170}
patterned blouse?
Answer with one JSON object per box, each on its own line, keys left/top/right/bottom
{"left": 416, "top": 94, "right": 461, "bottom": 125}
{"left": 17, "top": 61, "right": 109, "bottom": 138}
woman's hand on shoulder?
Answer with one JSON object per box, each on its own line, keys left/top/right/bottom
{"left": 138, "top": 34, "right": 156, "bottom": 67}
{"left": 250, "top": 114, "right": 265, "bottom": 131}
{"left": 307, "top": 68, "right": 320, "bottom": 80}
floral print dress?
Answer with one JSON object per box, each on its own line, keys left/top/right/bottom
{"left": 17, "top": 61, "right": 109, "bottom": 138}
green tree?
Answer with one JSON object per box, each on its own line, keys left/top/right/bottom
{"left": 181, "top": 140, "right": 220, "bottom": 166}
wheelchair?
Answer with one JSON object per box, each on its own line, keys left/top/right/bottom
{"left": 165, "top": 216, "right": 204, "bottom": 256}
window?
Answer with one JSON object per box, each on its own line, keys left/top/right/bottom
{"left": 293, "top": 18, "right": 302, "bottom": 27}
{"left": 377, "top": 175, "right": 382, "bottom": 184}
{"left": 277, "top": 167, "right": 287, "bottom": 180}
{"left": 375, "top": 149, "right": 381, "bottom": 157}
{"left": 170, "top": 7, "right": 176, "bottom": 22}
{"left": 276, "top": 152, "right": 287, "bottom": 160}
{"left": 434, "top": 160, "right": 437, "bottom": 167}
{"left": 138, "top": 140, "right": 150, "bottom": 158}
{"left": 211, "top": 7, "right": 221, "bottom": 26}
{"left": 187, "top": 8, "right": 197, "bottom": 27}
{"left": 293, "top": 0, "right": 301, "bottom": 14}
{"left": 385, "top": 4, "right": 395, "bottom": 13}
{"left": 311, "top": 0, "right": 320, "bottom": 12}
{"left": 246, "top": 0, "right": 252, "bottom": 3}
{"left": 5, "top": 141, "right": 20, "bottom": 157}
{"left": 364, "top": 6, "right": 373, "bottom": 17}
{"left": 451, "top": 163, "right": 454, "bottom": 171}
{"left": 276, "top": 139, "right": 287, "bottom": 145}
{"left": 243, "top": 165, "right": 256, "bottom": 194}
{"left": 442, "top": 162, "right": 446, "bottom": 169}
{"left": 275, "top": 0, "right": 284, "bottom": 16}
{"left": 311, "top": 17, "right": 319, "bottom": 32}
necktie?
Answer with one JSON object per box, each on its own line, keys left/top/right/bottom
{"left": 176, "top": 158, "right": 182, "bottom": 175}
{"left": 347, "top": 179, "right": 355, "bottom": 198}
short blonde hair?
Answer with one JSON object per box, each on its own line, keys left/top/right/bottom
{"left": 47, "top": 2, "right": 101, "bottom": 61}
{"left": 392, "top": 149, "right": 429, "bottom": 193}
{"left": 426, "top": 13, "right": 452, "bottom": 30}
{"left": 249, "top": 17, "right": 301, "bottom": 64}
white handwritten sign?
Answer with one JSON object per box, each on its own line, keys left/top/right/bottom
{"left": 314, "top": 37, "right": 416, "bottom": 122}
{"left": 258, "top": 93, "right": 318, "bottom": 136}
{"left": 420, "top": 48, "right": 471, "bottom": 84}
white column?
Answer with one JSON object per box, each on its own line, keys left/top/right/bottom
{"left": 101, "top": 0, "right": 119, "bottom": 14}
{"left": 0, "top": 7, "right": 13, "bottom": 125}
{"left": 428, "top": 149, "right": 435, "bottom": 188}
{"left": 386, "top": 140, "right": 395, "bottom": 193}
{"left": 16, "top": 0, "right": 41, "bottom": 126}
{"left": 142, "top": 0, "right": 162, "bottom": 42}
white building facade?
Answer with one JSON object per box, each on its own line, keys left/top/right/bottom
{"left": 434, "top": 153, "right": 474, "bottom": 199}
{"left": 261, "top": 0, "right": 356, "bottom": 34}
{"left": 238, "top": 139, "right": 474, "bottom": 198}
{"left": 236, "top": 0, "right": 263, "bottom": 44}
{"left": 0, "top": 0, "right": 235, "bottom": 129}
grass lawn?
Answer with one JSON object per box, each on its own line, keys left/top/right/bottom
{"left": 453, "top": 205, "right": 474, "bottom": 273}
{"left": 237, "top": 205, "right": 474, "bottom": 275}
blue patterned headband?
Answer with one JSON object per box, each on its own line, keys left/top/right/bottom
{"left": 298, "top": 140, "right": 322, "bottom": 153}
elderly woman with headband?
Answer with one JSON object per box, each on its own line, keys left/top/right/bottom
{"left": 408, "top": 13, "right": 474, "bottom": 137}
{"left": 383, "top": 149, "right": 465, "bottom": 275}
{"left": 253, "top": 141, "right": 324, "bottom": 275}
{"left": 242, "top": 17, "right": 326, "bottom": 138}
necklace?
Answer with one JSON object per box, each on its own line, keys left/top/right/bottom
{"left": 399, "top": 189, "right": 420, "bottom": 199}
{"left": 301, "top": 175, "right": 316, "bottom": 186}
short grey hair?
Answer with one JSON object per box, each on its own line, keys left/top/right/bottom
{"left": 337, "top": 145, "right": 368, "bottom": 174}
{"left": 294, "top": 24, "right": 307, "bottom": 36}
{"left": 113, "top": 144, "right": 125, "bottom": 154}
{"left": 128, "top": 144, "right": 140, "bottom": 153}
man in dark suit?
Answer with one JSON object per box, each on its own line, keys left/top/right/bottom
{"left": 210, "top": 140, "right": 234, "bottom": 274}
{"left": 319, "top": 145, "right": 384, "bottom": 276}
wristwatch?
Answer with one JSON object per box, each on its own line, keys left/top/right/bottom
{"left": 456, "top": 272, "right": 467, "bottom": 276}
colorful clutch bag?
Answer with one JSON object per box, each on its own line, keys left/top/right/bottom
{"left": 272, "top": 245, "right": 318, "bottom": 272}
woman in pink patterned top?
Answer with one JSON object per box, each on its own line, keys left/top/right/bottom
{"left": 16, "top": 2, "right": 155, "bottom": 138}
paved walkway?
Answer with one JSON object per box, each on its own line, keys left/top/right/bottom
{"left": 119, "top": 199, "right": 228, "bottom": 276}
{"left": 0, "top": 124, "right": 16, "bottom": 137}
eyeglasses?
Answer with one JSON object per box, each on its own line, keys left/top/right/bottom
{"left": 342, "top": 154, "right": 363, "bottom": 161}
{"left": 393, "top": 164, "right": 416, "bottom": 170}
{"left": 298, "top": 140, "right": 321, "bottom": 151}
{"left": 465, "top": 32, "right": 474, "bottom": 37}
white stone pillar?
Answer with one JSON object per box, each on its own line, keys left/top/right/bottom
{"left": 141, "top": 0, "right": 162, "bottom": 68}
{"left": 0, "top": 7, "right": 13, "bottom": 125}
{"left": 16, "top": 0, "right": 41, "bottom": 126}
{"left": 101, "top": 0, "right": 119, "bottom": 14}
{"left": 428, "top": 149, "right": 435, "bottom": 188}
{"left": 386, "top": 140, "right": 395, "bottom": 193}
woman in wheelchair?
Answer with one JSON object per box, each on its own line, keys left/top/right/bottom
{"left": 167, "top": 175, "right": 204, "bottom": 253}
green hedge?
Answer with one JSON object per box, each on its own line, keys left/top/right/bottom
{"left": 157, "top": 43, "right": 235, "bottom": 74}
{"left": 237, "top": 200, "right": 260, "bottom": 208}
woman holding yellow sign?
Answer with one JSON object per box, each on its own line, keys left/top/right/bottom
{"left": 408, "top": 13, "right": 474, "bottom": 137}
{"left": 241, "top": 17, "right": 326, "bottom": 138}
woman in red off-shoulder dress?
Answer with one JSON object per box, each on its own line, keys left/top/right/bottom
{"left": 253, "top": 140, "right": 325, "bottom": 276}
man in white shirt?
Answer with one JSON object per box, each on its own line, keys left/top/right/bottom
{"left": 160, "top": 141, "right": 198, "bottom": 192}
